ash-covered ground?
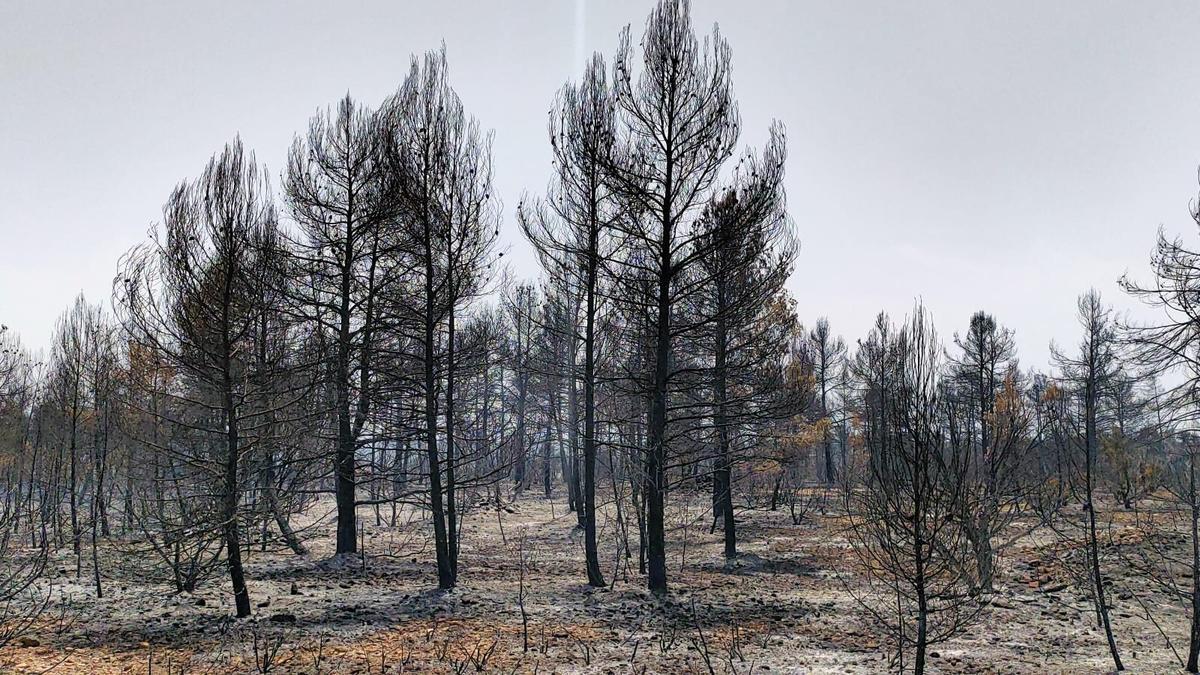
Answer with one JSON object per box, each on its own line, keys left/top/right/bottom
{"left": 0, "top": 492, "right": 1187, "bottom": 674}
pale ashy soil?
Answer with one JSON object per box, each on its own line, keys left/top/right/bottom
{"left": 0, "top": 490, "right": 1192, "bottom": 674}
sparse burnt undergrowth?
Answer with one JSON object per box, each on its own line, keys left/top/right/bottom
{"left": 0, "top": 491, "right": 1195, "bottom": 674}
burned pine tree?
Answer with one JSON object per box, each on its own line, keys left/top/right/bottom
{"left": 521, "top": 51, "right": 622, "bottom": 586}
{"left": 605, "top": 269, "right": 659, "bottom": 578}
{"left": 603, "top": 0, "right": 745, "bottom": 595}
{"left": 1120, "top": 198, "right": 1200, "bottom": 671}
{"left": 501, "top": 283, "right": 540, "bottom": 492}
{"left": 808, "top": 318, "right": 847, "bottom": 486}
{"left": 46, "top": 296, "right": 91, "bottom": 579}
{"left": 691, "top": 128, "right": 796, "bottom": 560}
{"left": 444, "top": 305, "right": 513, "bottom": 509}
{"left": 533, "top": 283, "right": 577, "bottom": 506}
{"left": 944, "top": 311, "right": 1036, "bottom": 592}
{"left": 114, "top": 138, "right": 283, "bottom": 617}
{"left": 284, "top": 94, "right": 394, "bottom": 557}
{"left": 381, "top": 47, "right": 500, "bottom": 590}
{"left": 1050, "top": 290, "right": 1124, "bottom": 671}
{"left": 83, "top": 303, "right": 117, "bottom": 597}
{"left": 845, "top": 307, "right": 980, "bottom": 675}
{"left": 518, "top": 59, "right": 624, "bottom": 578}
{"left": 53, "top": 298, "right": 119, "bottom": 597}
{"left": 0, "top": 329, "right": 48, "bottom": 649}
{"left": 762, "top": 321, "right": 819, "bottom": 514}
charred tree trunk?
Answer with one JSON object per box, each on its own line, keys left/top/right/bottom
{"left": 582, "top": 235, "right": 605, "bottom": 587}
{"left": 445, "top": 301, "right": 459, "bottom": 579}
{"left": 1189, "top": 446, "right": 1200, "bottom": 672}
{"left": 713, "top": 281, "right": 736, "bottom": 560}
{"left": 222, "top": 292, "right": 251, "bottom": 618}
{"left": 1085, "top": 372, "right": 1123, "bottom": 671}
{"left": 645, "top": 210, "right": 671, "bottom": 594}
{"left": 333, "top": 210, "right": 358, "bottom": 556}
{"left": 424, "top": 231, "right": 454, "bottom": 590}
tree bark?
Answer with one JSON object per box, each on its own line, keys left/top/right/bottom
{"left": 583, "top": 240, "right": 605, "bottom": 586}
{"left": 1085, "top": 374, "right": 1123, "bottom": 671}
{"left": 333, "top": 210, "right": 358, "bottom": 556}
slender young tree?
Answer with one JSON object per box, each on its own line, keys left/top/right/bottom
{"left": 809, "top": 318, "right": 846, "bottom": 485}
{"left": 83, "top": 303, "right": 116, "bottom": 597}
{"left": 521, "top": 52, "right": 622, "bottom": 587}
{"left": 845, "top": 306, "right": 979, "bottom": 675}
{"left": 503, "top": 283, "right": 539, "bottom": 492}
{"left": 1052, "top": 290, "right": 1124, "bottom": 671}
{"left": 47, "top": 296, "right": 91, "bottom": 578}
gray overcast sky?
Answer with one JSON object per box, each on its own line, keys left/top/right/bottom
{"left": 3, "top": 0, "right": 1200, "bottom": 368}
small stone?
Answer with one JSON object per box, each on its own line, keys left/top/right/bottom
{"left": 269, "top": 613, "right": 297, "bottom": 624}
